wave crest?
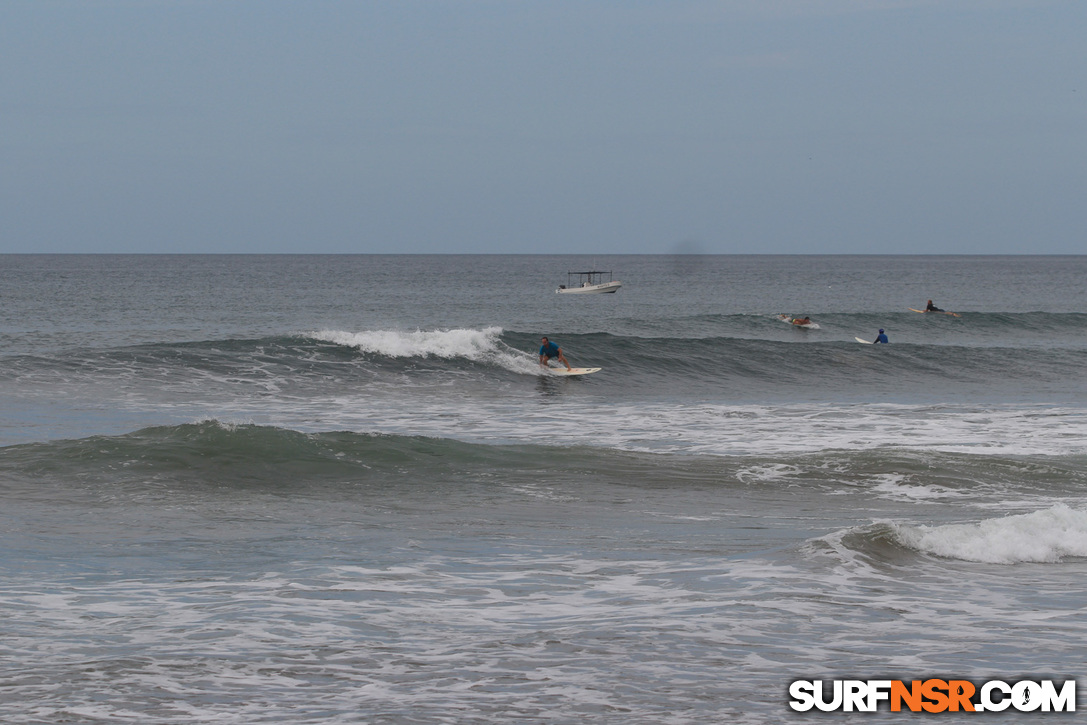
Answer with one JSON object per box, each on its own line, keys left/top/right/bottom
{"left": 309, "top": 327, "right": 540, "bottom": 374}
{"left": 892, "top": 504, "right": 1087, "bottom": 564}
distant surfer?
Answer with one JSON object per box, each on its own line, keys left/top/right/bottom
{"left": 873, "top": 329, "right": 889, "bottom": 344}
{"left": 910, "top": 300, "right": 960, "bottom": 317}
{"left": 792, "top": 316, "right": 812, "bottom": 326}
{"left": 539, "top": 337, "right": 572, "bottom": 371}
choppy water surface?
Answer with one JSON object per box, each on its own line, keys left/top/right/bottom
{"left": 1, "top": 255, "right": 1085, "bottom": 723}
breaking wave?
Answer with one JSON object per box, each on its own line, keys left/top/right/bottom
{"left": 891, "top": 504, "right": 1087, "bottom": 564}
{"left": 309, "top": 327, "right": 540, "bottom": 374}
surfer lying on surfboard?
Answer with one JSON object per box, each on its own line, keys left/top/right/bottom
{"left": 910, "top": 300, "right": 961, "bottom": 317}
{"left": 777, "top": 314, "right": 818, "bottom": 328}
{"left": 539, "top": 337, "right": 572, "bottom": 371}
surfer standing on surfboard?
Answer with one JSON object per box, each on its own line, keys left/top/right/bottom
{"left": 539, "top": 337, "right": 572, "bottom": 371}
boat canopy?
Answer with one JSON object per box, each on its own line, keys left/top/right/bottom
{"left": 563, "top": 270, "right": 614, "bottom": 286}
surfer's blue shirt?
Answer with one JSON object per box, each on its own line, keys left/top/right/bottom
{"left": 540, "top": 341, "right": 560, "bottom": 356}
{"left": 875, "top": 333, "right": 889, "bottom": 344}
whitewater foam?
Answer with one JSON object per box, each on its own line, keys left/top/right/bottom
{"left": 309, "top": 327, "right": 540, "bottom": 374}
{"left": 870, "top": 475, "right": 971, "bottom": 502}
{"left": 312, "top": 327, "right": 504, "bottom": 359}
{"left": 248, "top": 398, "right": 1087, "bottom": 458}
{"left": 892, "top": 504, "right": 1087, "bottom": 563}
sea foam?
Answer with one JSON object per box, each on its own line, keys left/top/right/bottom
{"left": 892, "top": 504, "right": 1087, "bottom": 564}
{"left": 312, "top": 327, "right": 505, "bottom": 359}
{"left": 310, "top": 327, "right": 540, "bottom": 374}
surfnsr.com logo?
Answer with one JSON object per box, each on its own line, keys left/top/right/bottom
{"left": 789, "top": 679, "right": 1076, "bottom": 713}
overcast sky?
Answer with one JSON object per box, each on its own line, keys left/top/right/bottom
{"left": 2, "top": 0, "right": 1084, "bottom": 254}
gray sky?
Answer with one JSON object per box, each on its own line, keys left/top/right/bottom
{"left": 2, "top": 0, "right": 1084, "bottom": 254}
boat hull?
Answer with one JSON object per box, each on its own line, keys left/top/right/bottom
{"left": 556, "top": 281, "right": 622, "bottom": 294}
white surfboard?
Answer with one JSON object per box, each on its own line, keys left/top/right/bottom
{"left": 543, "top": 367, "right": 601, "bottom": 376}
{"left": 910, "top": 307, "right": 960, "bottom": 317}
{"left": 778, "top": 314, "right": 820, "bottom": 329}
{"left": 855, "top": 336, "right": 873, "bottom": 344}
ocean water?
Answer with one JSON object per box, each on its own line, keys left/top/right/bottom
{"left": 1, "top": 254, "right": 1085, "bottom": 723}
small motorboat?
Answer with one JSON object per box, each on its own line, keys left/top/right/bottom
{"left": 556, "top": 270, "right": 622, "bottom": 294}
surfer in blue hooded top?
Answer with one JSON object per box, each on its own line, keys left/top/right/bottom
{"left": 873, "top": 329, "right": 889, "bottom": 344}
{"left": 539, "top": 337, "right": 572, "bottom": 370}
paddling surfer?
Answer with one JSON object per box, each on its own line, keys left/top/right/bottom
{"left": 925, "top": 300, "right": 943, "bottom": 312}
{"left": 539, "top": 337, "right": 572, "bottom": 370}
